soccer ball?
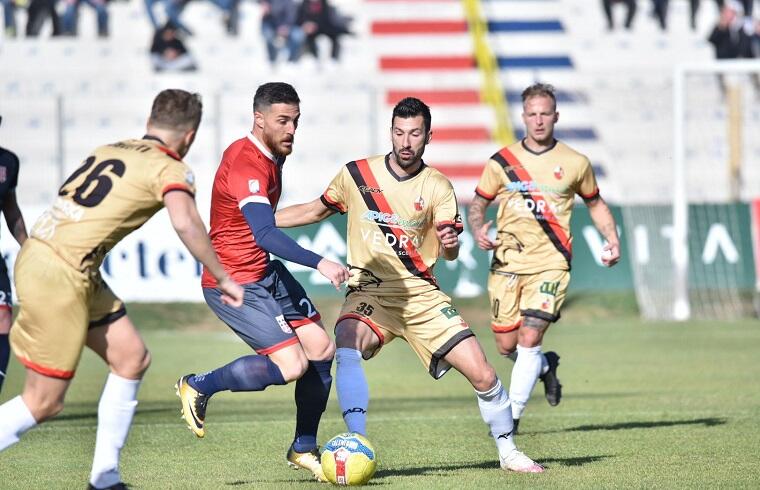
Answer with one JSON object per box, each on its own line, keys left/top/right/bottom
{"left": 320, "top": 432, "right": 377, "bottom": 486}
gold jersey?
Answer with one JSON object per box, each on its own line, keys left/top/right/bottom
{"left": 322, "top": 154, "right": 463, "bottom": 297}
{"left": 30, "top": 137, "right": 196, "bottom": 271}
{"left": 475, "top": 139, "right": 599, "bottom": 274}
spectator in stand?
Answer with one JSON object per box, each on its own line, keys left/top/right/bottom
{"left": 602, "top": 0, "right": 637, "bottom": 31}
{"left": 297, "top": 0, "right": 351, "bottom": 63}
{"left": 150, "top": 21, "right": 197, "bottom": 72}
{"left": 651, "top": 0, "right": 668, "bottom": 30}
{"left": 62, "top": 0, "right": 109, "bottom": 37}
{"left": 708, "top": 1, "right": 754, "bottom": 93}
{"left": 714, "top": 0, "right": 755, "bottom": 16}
{"left": 261, "top": 0, "right": 304, "bottom": 65}
{"left": 2, "top": 0, "right": 19, "bottom": 37}
{"left": 26, "top": 0, "right": 62, "bottom": 36}
{"left": 151, "top": 0, "right": 238, "bottom": 37}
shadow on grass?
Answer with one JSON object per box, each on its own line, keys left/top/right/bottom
{"left": 49, "top": 406, "right": 174, "bottom": 423}
{"left": 565, "top": 417, "right": 726, "bottom": 432}
{"left": 539, "top": 455, "right": 612, "bottom": 466}
{"left": 372, "top": 454, "right": 607, "bottom": 478}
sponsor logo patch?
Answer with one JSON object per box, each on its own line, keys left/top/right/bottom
{"left": 361, "top": 210, "right": 426, "bottom": 229}
{"left": 358, "top": 185, "right": 383, "bottom": 194}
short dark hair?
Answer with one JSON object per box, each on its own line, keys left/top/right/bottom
{"left": 391, "top": 97, "right": 431, "bottom": 133}
{"left": 148, "top": 89, "right": 202, "bottom": 131}
{"left": 253, "top": 82, "right": 300, "bottom": 112}
{"left": 521, "top": 83, "right": 557, "bottom": 110}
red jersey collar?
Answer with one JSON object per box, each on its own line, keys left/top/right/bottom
{"left": 247, "top": 133, "right": 277, "bottom": 163}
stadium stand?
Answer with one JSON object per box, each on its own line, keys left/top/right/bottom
{"left": 1, "top": 0, "right": 758, "bottom": 210}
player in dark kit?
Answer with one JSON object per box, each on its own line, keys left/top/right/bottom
{"left": 0, "top": 115, "right": 29, "bottom": 395}
{"left": 175, "top": 82, "right": 350, "bottom": 482}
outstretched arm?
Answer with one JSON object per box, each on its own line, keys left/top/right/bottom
{"left": 586, "top": 196, "right": 621, "bottom": 267}
{"left": 244, "top": 202, "right": 349, "bottom": 289}
{"left": 164, "top": 190, "right": 243, "bottom": 306}
{"left": 275, "top": 197, "right": 335, "bottom": 228}
{"left": 2, "top": 190, "right": 27, "bottom": 246}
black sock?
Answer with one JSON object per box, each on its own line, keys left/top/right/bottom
{"left": 0, "top": 334, "right": 9, "bottom": 393}
{"left": 293, "top": 358, "right": 333, "bottom": 452}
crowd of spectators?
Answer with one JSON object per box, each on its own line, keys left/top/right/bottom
{"left": 602, "top": 0, "right": 759, "bottom": 88}
{"left": 1, "top": 0, "right": 352, "bottom": 73}
{"left": 1, "top": 0, "right": 352, "bottom": 71}
{"left": 602, "top": 0, "right": 757, "bottom": 32}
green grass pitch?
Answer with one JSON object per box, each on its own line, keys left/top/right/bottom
{"left": 1, "top": 294, "right": 759, "bottom": 489}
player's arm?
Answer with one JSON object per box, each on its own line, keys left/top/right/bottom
{"left": 2, "top": 189, "right": 27, "bottom": 246}
{"left": 275, "top": 197, "right": 335, "bottom": 228}
{"left": 585, "top": 195, "right": 621, "bottom": 267}
{"left": 163, "top": 190, "right": 244, "bottom": 306}
{"left": 468, "top": 194, "right": 499, "bottom": 250}
{"left": 243, "top": 202, "right": 349, "bottom": 289}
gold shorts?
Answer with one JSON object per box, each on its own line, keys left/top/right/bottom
{"left": 10, "top": 239, "right": 125, "bottom": 379}
{"left": 488, "top": 269, "right": 570, "bottom": 333}
{"left": 337, "top": 289, "right": 473, "bottom": 379}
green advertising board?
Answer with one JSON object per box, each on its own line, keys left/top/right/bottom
{"left": 281, "top": 203, "right": 756, "bottom": 298}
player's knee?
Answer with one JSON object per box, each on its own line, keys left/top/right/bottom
{"left": 334, "top": 324, "right": 355, "bottom": 347}
{"left": 113, "top": 348, "right": 151, "bottom": 379}
{"left": 316, "top": 338, "right": 336, "bottom": 361}
{"left": 278, "top": 355, "right": 309, "bottom": 383}
{"left": 335, "top": 321, "right": 369, "bottom": 351}
{"left": 495, "top": 338, "right": 517, "bottom": 356}
{"left": 27, "top": 395, "right": 65, "bottom": 422}
{"left": 470, "top": 364, "right": 498, "bottom": 392}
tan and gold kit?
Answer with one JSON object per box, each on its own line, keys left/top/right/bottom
{"left": 321, "top": 154, "right": 469, "bottom": 378}
{"left": 11, "top": 137, "right": 195, "bottom": 378}
{"left": 474, "top": 139, "right": 600, "bottom": 331}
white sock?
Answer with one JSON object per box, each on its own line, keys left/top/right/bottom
{"left": 335, "top": 348, "right": 368, "bottom": 435}
{"left": 90, "top": 373, "right": 141, "bottom": 489}
{"left": 540, "top": 353, "right": 549, "bottom": 376}
{"left": 475, "top": 378, "right": 517, "bottom": 458}
{"left": 0, "top": 396, "right": 37, "bottom": 451}
{"left": 509, "top": 345, "right": 543, "bottom": 420}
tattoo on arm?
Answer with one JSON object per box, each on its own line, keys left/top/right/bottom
{"left": 467, "top": 195, "right": 489, "bottom": 232}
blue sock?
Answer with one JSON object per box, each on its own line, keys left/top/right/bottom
{"left": 336, "top": 348, "right": 368, "bottom": 435}
{"left": 292, "top": 359, "right": 333, "bottom": 453}
{"left": 188, "top": 355, "right": 286, "bottom": 396}
{"left": 0, "top": 334, "right": 9, "bottom": 393}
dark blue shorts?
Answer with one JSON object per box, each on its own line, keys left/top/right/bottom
{"left": 0, "top": 258, "right": 11, "bottom": 310}
{"left": 203, "top": 260, "right": 321, "bottom": 355}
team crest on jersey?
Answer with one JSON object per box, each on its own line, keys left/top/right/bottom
{"left": 0, "top": 167, "right": 6, "bottom": 183}
{"left": 414, "top": 196, "right": 425, "bottom": 211}
{"left": 248, "top": 179, "right": 260, "bottom": 194}
{"left": 553, "top": 166, "right": 564, "bottom": 180}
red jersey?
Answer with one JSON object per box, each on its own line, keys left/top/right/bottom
{"left": 201, "top": 133, "right": 283, "bottom": 287}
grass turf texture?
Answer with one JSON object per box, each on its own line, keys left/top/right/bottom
{"left": 1, "top": 294, "right": 759, "bottom": 489}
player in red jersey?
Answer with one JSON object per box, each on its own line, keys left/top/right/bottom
{"left": 176, "top": 82, "right": 349, "bottom": 482}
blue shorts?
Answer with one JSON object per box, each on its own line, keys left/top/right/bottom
{"left": 0, "top": 258, "right": 11, "bottom": 310}
{"left": 203, "top": 260, "right": 321, "bottom": 355}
